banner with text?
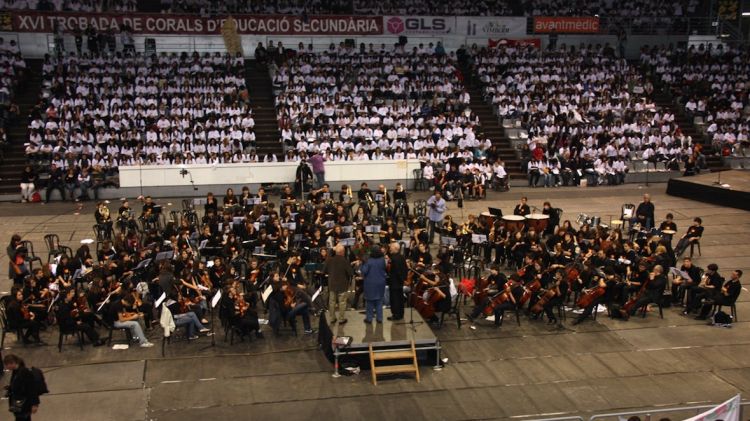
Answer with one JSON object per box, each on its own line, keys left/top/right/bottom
{"left": 456, "top": 17, "right": 526, "bottom": 37}
{"left": 488, "top": 38, "right": 541, "bottom": 48}
{"left": 683, "top": 395, "right": 741, "bottom": 421}
{"left": 1, "top": 11, "right": 383, "bottom": 35}
{"left": 533, "top": 16, "right": 599, "bottom": 33}
{"left": 383, "top": 16, "right": 455, "bottom": 35}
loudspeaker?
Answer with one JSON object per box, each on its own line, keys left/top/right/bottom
{"left": 344, "top": 38, "right": 355, "bottom": 48}
{"left": 398, "top": 35, "right": 407, "bottom": 46}
{"left": 144, "top": 38, "right": 156, "bottom": 54}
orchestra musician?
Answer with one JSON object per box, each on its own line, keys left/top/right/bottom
{"left": 513, "top": 196, "right": 530, "bottom": 217}
{"left": 6, "top": 287, "right": 43, "bottom": 345}
{"left": 673, "top": 217, "right": 704, "bottom": 257}
{"left": 56, "top": 288, "right": 106, "bottom": 347}
{"left": 466, "top": 272, "right": 522, "bottom": 328}
{"left": 94, "top": 201, "right": 113, "bottom": 240}
{"left": 620, "top": 265, "right": 667, "bottom": 320}
{"left": 670, "top": 257, "right": 702, "bottom": 305}
{"left": 374, "top": 184, "right": 390, "bottom": 217}
{"left": 632, "top": 193, "right": 655, "bottom": 230}
{"left": 695, "top": 270, "right": 742, "bottom": 320}
{"left": 357, "top": 182, "right": 373, "bottom": 214}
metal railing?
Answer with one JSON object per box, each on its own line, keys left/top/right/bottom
{"left": 530, "top": 400, "right": 750, "bottom": 421}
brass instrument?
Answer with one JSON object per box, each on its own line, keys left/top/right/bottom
{"left": 100, "top": 204, "right": 110, "bottom": 220}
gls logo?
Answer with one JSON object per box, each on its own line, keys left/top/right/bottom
{"left": 386, "top": 17, "right": 449, "bottom": 34}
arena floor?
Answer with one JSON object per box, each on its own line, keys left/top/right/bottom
{"left": 1, "top": 183, "right": 749, "bottom": 421}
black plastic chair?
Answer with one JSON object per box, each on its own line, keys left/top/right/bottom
{"left": 689, "top": 239, "right": 702, "bottom": 258}
{"left": 20, "top": 240, "right": 43, "bottom": 271}
{"left": 438, "top": 293, "right": 462, "bottom": 329}
{"left": 58, "top": 325, "right": 84, "bottom": 352}
{"left": 712, "top": 302, "right": 738, "bottom": 322}
{"left": 43, "top": 234, "right": 72, "bottom": 263}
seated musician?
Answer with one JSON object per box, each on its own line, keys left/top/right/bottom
{"left": 267, "top": 273, "right": 314, "bottom": 335}
{"left": 632, "top": 193, "right": 655, "bottom": 230}
{"left": 441, "top": 215, "right": 458, "bottom": 239}
{"left": 117, "top": 199, "right": 138, "bottom": 233}
{"left": 513, "top": 196, "right": 530, "bottom": 216}
{"left": 466, "top": 273, "right": 522, "bottom": 328}
{"left": 208, "top": 256, "right": 228, "bottom": 288}
{"left": 140, "top": 195, "right": 158, "bottom": 223}
{"left": 95, "top": 201, "right": 114, "bottom": 239}
{"left": 409, "top": 242, "right": 432, "bottom": 269}
{"left": 695, "top": 270, "right": 742, "bottom": 320}
{"left": 357, "top": 182, "right": 373, "bottom": 213}
{"left": 225, "top": 285, "right": 262, "bottom": 339}
{"left": 57, "top": 288, "right": 106, "bottom": 347}
{"left": 393, "top": 182, "right": 409, "bottom": 215}
{"left": 23, "top": 272, "right": 50, "bottom": 322}
{"left": 670, "top": 257, "right": 702, "bottom": 305}
{"left": 204, "top": 192, "right": 219, "bottom": 215}
{"left": 6, "top": 287, "right": 43, "bottom": 345}
{"left": 658, "top": 213, "right": 677, "bottom": 233}
{"left": 542, "top": 270, "right": 568, "bottom": 324}
{"left": 685, "top": 263, "right": 723, "bottom": 315}
{"left": 374, "top": 184, "right": 390, "bottom": 217}
{"left": 338, "top": 184, "right": 355, "bottom": 208}
{"left": 542, "top": 201, "right": 559, "bottom": 236}
{"left": 240, "top": 186, "right": 253, "bottom": 208}
{"left": 674, "top": 217, "right": 703, "bottom": 257}
{"left": 571, "top": 267, "right": 609, "bottom": 325}
{"left": 620, "top": 265, "right": 667, "bottom": 320}
{"left": 109, "top": 294, "right": 154, "bottom": 347}
{"left": 280, "top": 185, "right": 296, "bottom": 204}
{"left": 223, "top": 188, "right": 239, "bottom": 209}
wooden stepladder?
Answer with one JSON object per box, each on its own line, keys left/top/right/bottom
{"left": 368, "top": 340, "right": 420, "bottom": 385}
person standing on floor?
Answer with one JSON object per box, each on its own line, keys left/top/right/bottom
{"left": 4, "top": 354, "right": 41, "bottom": 421}
{"left": 323, "top": 244, "right": 354, "bottom": 324}
{"left": 360, "top": 246, "right": 387, "bottom": 323}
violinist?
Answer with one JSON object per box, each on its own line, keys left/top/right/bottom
{"left": 466, "top": 274, "right": 522, "bottom": 328}
{"left": 57, "top": 288, "right": 106, "bottom": 347}
{"left": 620, "top": 265, "right": 667, "bottom": 320}
{"left": 225, "top": 286, "right": 262, "bottom": 339}
{"left": 273, "top": 273, "right": 314, "bottom": 335}
{"left": 6, "top": 287, "right": 42, "bottom": 345}
{"left": 208, "top": 256, "right": 228, "bottom": 288}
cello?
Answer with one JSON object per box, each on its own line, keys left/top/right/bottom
{"left": 408, "top": 268, "right": 446, "bottom": 319}
{"left": 622, "top": 272, "right": 651, "bottom": 314}
{"left": 576, "top": 273, "right": 607, "bottom": 309}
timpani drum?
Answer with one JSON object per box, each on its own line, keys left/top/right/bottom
{"left": 525, "top": 214, "right": 550, "bottom": 232}
{"left": 661, "top": 229, "right": 676, "bottom": 240}
{"left": 610, "top": 219, "right": 624, "bottom": 229}
{"left": 502, "top": 215, "right": 526, "bottom": 232}
{"left": 480, "top": 212, "right": 496, "bottom": 228}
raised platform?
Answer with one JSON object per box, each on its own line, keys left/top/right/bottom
{"left": 667, "top": 170, "right": 750, "bottom": 211}
{"left": 318, "top": 310, "right": 441, "bottom": 376}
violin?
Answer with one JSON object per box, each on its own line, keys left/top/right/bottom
{"left": 21, "top": 303, "right": 33, "bottom": 320}
{"left": 236, "top": 293, "right": 250, "bottom": 317}
{"left": 283, "top": 283, "right": 295, "bottom": 309}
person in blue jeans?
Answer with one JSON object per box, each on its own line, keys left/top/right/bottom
{"left": 173, "top": 311, "right": 210, "bottom": 340}
{"left": 360, "top": 245, "right": 387, "bottom": 323}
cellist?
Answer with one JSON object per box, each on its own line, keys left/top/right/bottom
{"left": 466, "top": 273, "right": 523, "bottom": 328}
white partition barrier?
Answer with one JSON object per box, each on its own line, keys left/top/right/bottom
{"left": 118, "top": 160, "right": 421, "bottom": 188}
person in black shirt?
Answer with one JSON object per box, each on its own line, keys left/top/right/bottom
{"left": 45, "top": 163, "right": 65, "bottom": 202}
{"left": 542, "top": 201, "right": 559, "bottom": 236}
{"left": 674, "top": 217, "right": 704, "bottom": 257}
{"left": 5, "top": 287, "right": 42, "bottom": 345}
{"left": 685, "top": 263, "right": 723, "bottom": 314}
{"left": 633, "top": 194, "right": 655, "bottom": 230}
{"left": 513, "top": 197, "right": 530, "bottom": 216}
{"left": 4, "top": 354, "right": 40, "bottom": 421}
{"left": 670, "top": 257, "right": 702, "bottom": 305}
{"left": 622, "top": 265, "right": 667, "bottom": 319}
{"left": 658, "top": 213, "right": 677, "bottom": 233}
{"left": 387, "top": 242, "right": 407, "bottom": 321}
{"left": 204, "top": 192, "right": 219, "bottom": 215}
{"left": 696, "top": 270, "right": 742, "bottom": 320}
{"left": 57, "top": 289, "right": 105, "bottom": 347}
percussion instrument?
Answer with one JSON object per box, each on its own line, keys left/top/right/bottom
{"left": 502, "top": 215, "right": 526, "bottom": 232}
{"left": 479, "top": 212, "right": 496, "bottom": 229}
{"left": 80, "top": 238, "right": 95, "bottom": 245}
{"left": 661, "top": 229, "right": 676, "bottom": 235}
{"left": 525, "top": 214, "right": 549, "bottom": 232}
{"left": 610, "top": 219, "right": 623, "bottom": 229}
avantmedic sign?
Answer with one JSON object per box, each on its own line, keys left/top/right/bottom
{"left": 533, "top": 16, "right": 599, "bottom": 33}
{"left": 2, "top": 11, "right": 383, "bottom": 35}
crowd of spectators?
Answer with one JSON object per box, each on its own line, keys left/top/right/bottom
{"left": 0, "top": 37, "right": 24, "bottom": 132}
{"left": 271, "top": 41, "right": 508, "bottom": 197}
{"left": 642, "top": 43, "right": 750, "bottom": 157}
{"left": 354, "top": 0, "right": 512, "bottom": 16}
{"left": 0, "top": 0, "right": 136, "bottom": 12}
{"left": 473, "top": 43, "right": 705, "bottom": 187}
{"left": 23, "top": 50, "right": 259, "bottom": 201}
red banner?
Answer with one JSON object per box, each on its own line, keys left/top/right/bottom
{"left": 488, "top": 38, "right": 541, "bottom": 48}
{"left": 533, "top": 16, "right": 599, "bottom": 33}
{"left": 2, "top": 11, "right": 383, "bottom": 35}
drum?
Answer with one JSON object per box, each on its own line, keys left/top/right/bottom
{"left": 479, "top": 212, "right": 496, "bottom": 229}
{"left": 502, "top": 215, "right": 526, "bottom": 232}
{"left": 610, "top": 219, "right": 623, "bottom": 229}
{"left": 525, "top": 214, "right": 550, "bottom": 232}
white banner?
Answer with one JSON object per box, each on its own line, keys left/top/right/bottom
{"left": 456, "top": 17, "right": 526, "bottom": 37}
{"left": 683, "top": 395, "right": 741, "bottom": 421}
{"left": 383, "top": 16, "right": 456, "bottom": 35}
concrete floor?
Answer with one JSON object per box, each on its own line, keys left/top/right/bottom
{"left": 1, "top": 183, "right": 749, "bottom": 421}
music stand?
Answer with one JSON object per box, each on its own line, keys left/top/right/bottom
{"left": 155, "top": 251, "right": 173, "bottom": 262}
{"left": 440, "top": 236, "right": 458, "bottom": 247}
{"left": 282, "top": 222, "right": 296, "bottom": 231}
{"left": 342, "top": 225, "right": 354, "bottom": 235}
{"left": 471, "top": 234, "right": 488, "bottom": 244}
{"left": 339, "top": 238, "right": 355, "bottom": 247}
{"left": 365, "top": 225, "right": 381, "bottom": 234}
{"left": 488, "top": 207, "right": 503, "bottom": 218}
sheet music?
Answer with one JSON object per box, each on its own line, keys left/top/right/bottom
{"left": 311, "top": 286, "right": 322, "bottom": 303}
{"left": 262, "top": 284, "right": 273, "bottom": 303}
{"left": 471, "top": 234, "right": 488, "bottom": 244}
{"left": 154, "top": 292, "right": 167, "bottom": 308}
{"left": 211, "top": 290, "right": 222, "bottom": 308}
